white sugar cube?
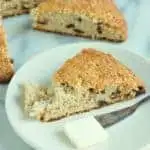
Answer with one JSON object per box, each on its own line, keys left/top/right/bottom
{"left": 64, "top": 117, "right": 109, "bottom": 149}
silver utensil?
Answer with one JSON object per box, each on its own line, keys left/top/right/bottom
{"left": 95, "top": 94, "right": 150, "bottom": 128}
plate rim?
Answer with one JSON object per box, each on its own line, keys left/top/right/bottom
{"left": 5, "top": 41, "right": 150, "bottom": 150}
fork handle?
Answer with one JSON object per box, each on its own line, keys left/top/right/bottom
{"left": 95, "top": 104, "right": 137, "bottom": 128}
{"left": 95, "top": 94, "right": 150, "bottom": 128}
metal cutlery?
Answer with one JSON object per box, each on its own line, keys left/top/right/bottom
{"left": 95, "top": 94, "right": 150, "bottom": 128}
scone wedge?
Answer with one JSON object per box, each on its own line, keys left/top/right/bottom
{"left": 31, "top": 0, "right": 127, "bottom": 42}
{"left": 24, "top": 49, "right": 145, "bottom": 122}
{"left": 0, "top": 17, "right": 14, "bottom": 82}
{"left": 0, "top": 0, "right": 44, "bottom": 17}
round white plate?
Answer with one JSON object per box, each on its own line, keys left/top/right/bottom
{"left": 5, "top": 42, "right": 150, "bottom": 150}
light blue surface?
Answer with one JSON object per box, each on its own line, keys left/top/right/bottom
{"left": 0, "top": 0, "right": 150, "bottom": 150}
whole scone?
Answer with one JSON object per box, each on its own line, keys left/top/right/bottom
{"left": 31, "top": 0, "right": 127, "bottom": 42}
{"left": 23, "top": 49, "right": 145, "bottom": 122}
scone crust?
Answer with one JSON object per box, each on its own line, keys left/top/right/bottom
{"left": 33, "top": 0, "right": 127, "bottom": 29}
{"left": 54, "top": 49, "right": 144, "bottom": 92}
{"left": 0, "top": 17, "right": 6, "bottom": 52}
{"left": 0, "top": 17, "right": 14, "bottom": 82}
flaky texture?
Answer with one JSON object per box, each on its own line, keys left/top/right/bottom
{"left": 0, "top": 17, "right": 14, "bottom": 83}
{"left": 23, "top": 49, "right": 145, "bottom": 122}
{"left": 31, "top": 0, "right": 127, "bottom": 41}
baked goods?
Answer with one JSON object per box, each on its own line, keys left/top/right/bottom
{"left": 0, "top": 0, "right": 44, "bottom": 17}
{"left": 31, "top": 0, "right": 127, "bottom": 42}
{"left": 23, "top": 48, "right": 145, "bottom": 122}
{"left": 0, "top": 17, "right": 14, "bottom": 82}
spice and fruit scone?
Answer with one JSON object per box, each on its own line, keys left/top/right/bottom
{"left": 31, "top": 0, "right": 127, "bottom": 42}
{"left": 0, "top": 17, "right": 14, "bottom": 83}
{"left": 23, "top": 48, "right": 145, "bottom": 122}
{"left": 0, "top": 0, "right": 44, "bottom": 17}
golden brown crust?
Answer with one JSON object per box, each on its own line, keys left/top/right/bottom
{"left": 34, "top": 0, "right": 127, "bottom": 29}
{"left": 54, "top": 48, "right": 145, "bottom": 92}
{"left": 0, "top": 18, "right": 7, "bottom": 53}
{"left": 0, "top": 17, "right": 14, "bottom": 83}
{"left": 33, "top": 24, "right": 124, "bottom": 42}
{"left": 0, "top": 53, "right": 14, "bottom": 83}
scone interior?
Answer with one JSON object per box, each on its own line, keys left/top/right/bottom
{"left": 0, "top": 0, "right": 43, "bottom": 17}
{"left": 31, "top": 0, "right": 127, "bottom": 41}
{"left": 23, "top": 49, "right": 145, "bottom": 122}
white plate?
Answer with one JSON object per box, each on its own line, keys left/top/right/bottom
{"left": 5, "top": 42, "right": 150, "bottom": 150}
